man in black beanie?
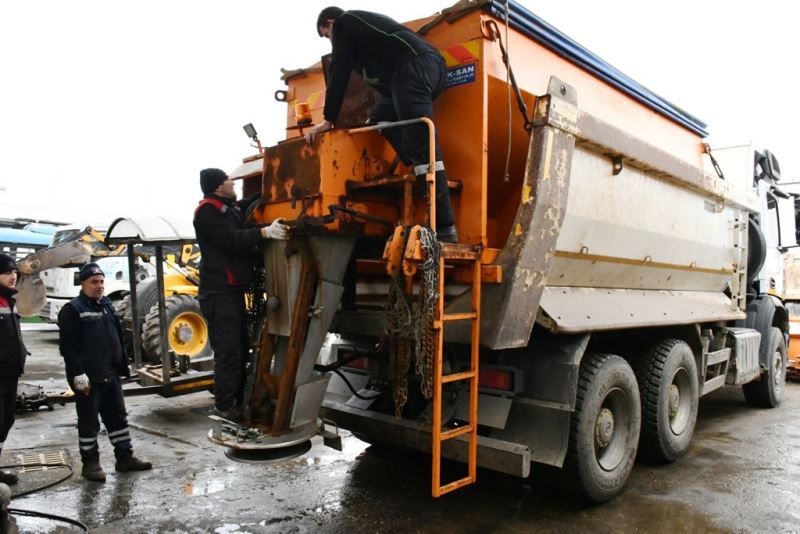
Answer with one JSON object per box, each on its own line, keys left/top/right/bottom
{"left": 0, "top": 254, "right": 26, "bottom": 485}
{"left": 194, "top": 168, "right": 289, "bottom": 422}
{"left": 58, "top": 262, "right": 152, "bottom": 482}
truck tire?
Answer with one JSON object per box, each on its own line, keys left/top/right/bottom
{"left": 563, "top": 353, "right": 640, "bottom": 503}
{"left": 141, "top": 294, "right": 211, "bottom": 363}
{"left": 743, "top": 327, "right": 787, "bottom": 408}
{"left": 634, "top": 339, "right": 698, "bottom": 463}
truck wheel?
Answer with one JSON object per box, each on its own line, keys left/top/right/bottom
{"left": 563, "top": 353, "right": 640, "bottom": 502}
{"left": 141, "top": 294, "right": 211, "bottom": 363}
{"left": 743, "top": 327, "right": 787, "bottom": 408}
{"left": 634, "top": 339, "right": 698, "bottom": 463}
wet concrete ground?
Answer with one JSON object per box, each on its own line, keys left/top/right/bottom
{"left": 6, "top": 328, "right": 800, "bottom": 533}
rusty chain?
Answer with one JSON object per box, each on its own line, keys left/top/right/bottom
{"left": 386, "top": 227, "right": 441, "bottom": 417}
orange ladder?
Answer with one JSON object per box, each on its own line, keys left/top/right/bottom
{"left": 431, "top": 243, "right": 481, "bottom": 497}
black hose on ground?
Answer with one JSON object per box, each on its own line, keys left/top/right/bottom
{"left": 8, "top": 508, "right": 88, "bottom": 532}
{"left": 0, "top": 462, "right": 87, "bottom": 530}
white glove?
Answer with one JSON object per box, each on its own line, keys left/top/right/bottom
{"left": 261, "top": 218, "right": 290, "bottom": 240}
{"left": 73, "top": 373, "right": 90, "bottom": 394}
{"left": 304, "top": 120, "right": 333, "bottom": 144}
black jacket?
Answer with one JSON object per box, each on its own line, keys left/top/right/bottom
{"left": 193, "top": 193, "right": 263, "bottom": 294}
{"left": 0, "top": 285, "right": 27, "bottom": 377}
{"left": 58, "top": 292, "right": 130, "bottom": 382}
{"left": 324, "top": 10, "right": 440, "bottom": 124}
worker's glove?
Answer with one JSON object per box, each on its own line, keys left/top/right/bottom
{"left": 72, "top": 373, "right": 90, "bottom": 394}
{"left": 261, "top": 218, "right": 290, "bottom": 240}
{"left": 304, "top": 120, "right": 333, "bottom": 144}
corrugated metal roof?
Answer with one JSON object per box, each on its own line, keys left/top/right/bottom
{"left": 485, "top": 0, "right": 708, "bottom": 136}
{"left": 105, "top": 216, "right": 195, "bottom": 244}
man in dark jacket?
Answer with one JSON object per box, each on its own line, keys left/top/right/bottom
{"left": 305, "top": 6, "right": 458, "bottom": 242}
{"left": 193, "top": 168, "right": 289, "bottom": 422}
{"left": 0, "top": 254, "right": 26, "bottom": 485}
{"left": 58, "top": 263, "right": 151, "bottom": 482}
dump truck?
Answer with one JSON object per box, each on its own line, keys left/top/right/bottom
{"left": 207, "top": 0, "right": 794, "bottom": 502}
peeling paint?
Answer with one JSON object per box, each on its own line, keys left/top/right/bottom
{"left": 514, "top": 223, "right": 523, "bottom": 237}
{"left": 522, "top": 183, "right": 533, "bottom": 204}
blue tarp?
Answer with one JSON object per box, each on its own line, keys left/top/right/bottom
{"left": 485, "top": 1, "right": 709, "bottom": 137}
{"left": 0, "top": 227, "right": 52, "bottom": 247}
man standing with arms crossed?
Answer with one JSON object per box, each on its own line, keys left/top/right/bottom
{"left": 194, "top": 168, "right": 289, "bottom": 422}
{"left": 59, "top": 262, "right": 152, "bottom": 482}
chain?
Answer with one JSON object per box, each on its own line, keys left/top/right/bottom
{"left": 245, "top": 265, "right": 266, "bottom": 343}
{"left": 416, "top": 227, "right": 440, "bottom": 399}
{"left": 385, "top": 227, "right": 441, "bottom": 417}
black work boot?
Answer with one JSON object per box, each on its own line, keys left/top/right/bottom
{"left": 115, "top": 456, "right": 152, "bottom": 472}
{"left": 437, "top": 225, "right": 458, "bottom": 243}
{"left": 82, "top": 461, "right": 106, "bottom": 482}
{"left": 0, "top": 471, "right": 18, "bottom": 485}
{"left": 212, "top": 405, "right": 244, "bottom": 423}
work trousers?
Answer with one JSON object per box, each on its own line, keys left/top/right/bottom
{"left": 0, "top": 377, "right": 18, "bottom": 455}
{"left": 75, "top": 375, "right": 133, "bottom": 463}
{"left": 199, "top": 292, "right": 247, "bottom": 411}
{"left": 369, "top": 52, "right": 455, "bottom": 229}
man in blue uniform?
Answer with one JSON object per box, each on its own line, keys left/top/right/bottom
{"left": 0, "top": 254, "right": 27, "bottom": 485}
{"left": 193, "top": 168, "right": 289, "bottom": 422}
{"left": 305, "top": 7, "right": 458, "bottom": 242}
{"left": 58, "top": 263, "right": 151, "bottom": 482}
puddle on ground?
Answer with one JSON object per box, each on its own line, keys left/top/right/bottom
{"left": 184, "top": 478, "right": 227, "bottom": 496}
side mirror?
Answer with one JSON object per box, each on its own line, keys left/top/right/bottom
{"left": 756, "top": 149, "right": 781, "bottom": 182}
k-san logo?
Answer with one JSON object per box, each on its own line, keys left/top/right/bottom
{"left": 445, "top": 63, "right": 476, "bottom": 88}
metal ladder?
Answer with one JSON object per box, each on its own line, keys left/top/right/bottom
{"left": 431, "top": 245, "right": 481, "bottom": 496}
{"left": 732, "top": 215, "right": 748, "bottom": 311}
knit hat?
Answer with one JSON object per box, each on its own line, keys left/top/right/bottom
{"left": 0, "top": 254, "right": 17, "bottom": 274}
{"left": 200, "top": 168, "right": 228, "bottom": 195}
{"left": 79, "top": 262, "right": 104, "bottom": 281}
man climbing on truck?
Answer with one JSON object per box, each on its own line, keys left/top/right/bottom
{"left": 193, "top": 168, "right": 289, "bottom": 422}
{"left": 304, "top": 6, "right": 458, "bottom": 242}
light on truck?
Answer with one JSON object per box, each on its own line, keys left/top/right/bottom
{"left": 479, "top": 368, "right": 514, "bottom": 391}
{"left": 243, "top": 123, "right": 258, "bottom": 140}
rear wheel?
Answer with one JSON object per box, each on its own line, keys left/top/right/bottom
{"left": 634, "top": 339, "right": 698, "bottom": 463}
{"left": 563, "top": 353, "right": 640, "bottom": 502}
{"left": 743, "top": 327, "right": 787, "bottom": 407}
{"left": 141, "top": 294, "right": 211, "bottom": 363}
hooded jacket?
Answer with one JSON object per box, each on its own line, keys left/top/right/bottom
{"left": 323, "top": 9, "right": 440, "bottom": 124}
{"left": 0, "top": 284, "right": 27, "bottom": 377}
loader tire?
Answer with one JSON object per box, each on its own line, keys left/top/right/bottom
{"left": 115, "top": 295, "right": 135, "bottom": 361}
{"left": 117, "top": 279, "right": 161, "bottom": 361}
{"left": 563, "top": 353, "right": 640, "bottom": 503}
{"left": 634, "top": 339, "right": 698, "bottom": 463}
{"left": 743, "top": 327, "right": 787, "bottom": 408}
{"left": 141, "top": 294, "right": 211, "bottom": 363}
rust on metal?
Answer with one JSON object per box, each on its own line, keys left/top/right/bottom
{"left": 272, "top": 258, "right": 318, "bottom": 434}
{"left": 261, "top": 140, "right": 322, "bottom": 203}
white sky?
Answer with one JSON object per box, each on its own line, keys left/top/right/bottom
{"left": 1, "top": 0, "right": 798, "bottom": 225}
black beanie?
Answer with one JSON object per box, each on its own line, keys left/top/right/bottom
{"left": 200, "top": 168, "right": 228, "bottom": 195}
{"left": 79, "top": 262, "right": 104, "bottom": 281}
{"left": 0, "top": 254, "right": 17, "bottom": 274}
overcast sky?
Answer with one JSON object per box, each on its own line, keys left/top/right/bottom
{"left": 1, "top": 0, "right": 797, "bottom": 225}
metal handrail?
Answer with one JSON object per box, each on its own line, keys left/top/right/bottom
{"left": 348, "top": 117, "right": 438, "bottom": 230}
